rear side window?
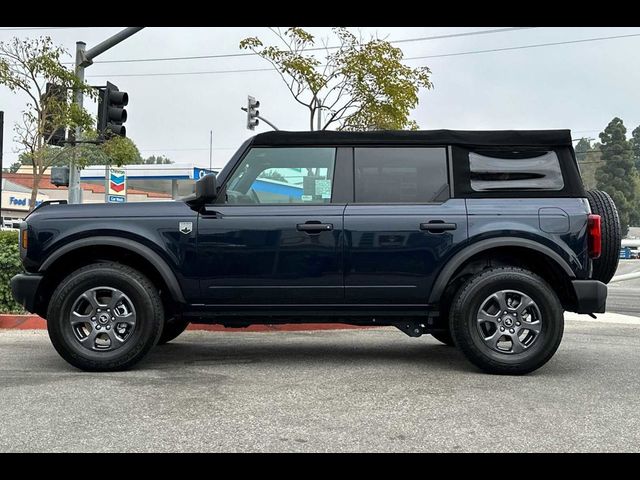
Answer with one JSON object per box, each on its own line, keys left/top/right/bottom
{"left": 469, "top": 150, "right": 564, "bottom": 192}
{"left": 354, "top": 148, "right": 449, "bottom": 203}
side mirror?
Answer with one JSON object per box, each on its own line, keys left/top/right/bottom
{"left": 195, "top": 174, "right": 217, "bottom": 202}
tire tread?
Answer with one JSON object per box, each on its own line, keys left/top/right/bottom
{"left": 449, "top": 266, "right": 564, "bottom": 375}
{"left": 47, "top": 262, "right": 164, "bottom": 371}
{"left": 586, "top": 190, "right": 621, "bottom": 284}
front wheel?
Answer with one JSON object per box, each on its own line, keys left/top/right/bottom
{"left": 47, "top": 263, "right": 164, "bottom": 372}
{"left": 449, "top": 267, "right": 564, "bottom": 375}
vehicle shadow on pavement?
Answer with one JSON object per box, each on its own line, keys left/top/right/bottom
{"left": 143, "top": 336, "right": 479, "bottom": 374}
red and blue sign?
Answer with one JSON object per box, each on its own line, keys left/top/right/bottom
{"left": 107, "top": 167, "right": 127, "bottom": 203}
{"left": 110, "top": 173, "right": 125, "bottom": 192}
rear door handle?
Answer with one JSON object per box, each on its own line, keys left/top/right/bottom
{"left": 297, "top": 223, "right": 333, "bottom": 233}
{"left": 420, "top": 222, "right": 457, "bottom": 232}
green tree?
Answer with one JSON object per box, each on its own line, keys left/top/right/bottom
{"left": 2, "top": 162, "right": 22, "bottom": 173}
{"left": 0, "top": 36, "right": 140, "bottom": 210}
{"left": 574, "top": 137, "right": 602, "bottom": 191}
{"left": 577, "top": 143, "right": 603, "bottom": 191}
{"left": 595, "top": 117, "right": 637, "bottom": 236}
{"left": 629, "top": 126, "right": 640, "bottom": 227}
{"left": 574, "top": 137, "right": 592, "bottom": 163}
{"left": 631, "top": 125, "right": 640, "bottom": 170}
{"left": 141, "top": 155, "right": 173, "bottom": 165}
{"left": 240, "top": 27, "right": 432, "bottom": 131}
{"left": 259, "top": 170, "right": 288, "bottom": 183}
{"left": 16, "top": 141, "right": 142, "bottom": 169}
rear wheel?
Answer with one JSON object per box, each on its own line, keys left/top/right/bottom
{"left": 47, "top": 263, "right": 164, "bottom": 371}
{"left": 449, "top": 267, "right": 564, "bottom": 375}
{"left": 586, "top": 189, "right": 621, "bottom": 284}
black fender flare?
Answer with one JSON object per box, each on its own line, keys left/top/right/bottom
{"left": 39, "top": 236, "right": 186, "bottom": 303}
{"left": 428, "top": 237, "right": 576, "bottom": 304}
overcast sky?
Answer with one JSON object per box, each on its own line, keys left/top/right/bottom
{"left": 1, "top": 26, "right": 639, "bottom": 170}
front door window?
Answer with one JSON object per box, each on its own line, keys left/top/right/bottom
{"left": 224, "top": 147, "right": 336, "bottom": 205}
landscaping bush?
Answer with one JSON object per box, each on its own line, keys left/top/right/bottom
{"left": 0, "top": 231, "right": 23, "bottom": 313}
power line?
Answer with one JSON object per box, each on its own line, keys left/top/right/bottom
{"left": 86, "top": 31, "right": 640, "bottom": 79}
{"left": 392, "top": 27, "right": 535, "bottom": 44}
{"left": 83, "top": 27, "right": 535, "bottom": 65}
{"left": 403, "top": 32, "right": 640, "bottom": 60}
{"left": 0, "top": 27, "right": 94, "bottom": 31}
{"left": 87, "top": 67, "right": 273, "bottom": 78}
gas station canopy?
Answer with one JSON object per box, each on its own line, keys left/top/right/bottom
{"left": 80, "top": 163, "right": 217, "bottom": 181}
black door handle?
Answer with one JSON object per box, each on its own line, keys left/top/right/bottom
{"left": 420, "top": 222, "right": 457, "bottom": 232}
{"left": 297, "top": 223, "right": 333, "bottom": 233}
{"left": 202, "top": 206, "right": 224, "bottom": 217}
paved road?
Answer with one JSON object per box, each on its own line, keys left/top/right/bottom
{"left": 1, "top": 319, "right": 639, "bottom": 453}
{"left": 608, "top": 260, "right": 640, "bottom": 316}
{"left": 608, "top": 287, "right": 640, "bottom": 317}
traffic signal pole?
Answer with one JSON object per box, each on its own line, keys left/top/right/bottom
{"left": 67, "top": 41, "right": 86, "bottom": 205}
{"left": 68, "top": 27, "right": 144, "bottom": 204}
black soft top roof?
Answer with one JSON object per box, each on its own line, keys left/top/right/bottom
{"left": 250, "top": 129, "right": 573, "bottom": 148}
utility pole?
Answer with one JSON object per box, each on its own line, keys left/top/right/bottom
{"left": 209, "top": 130, "right": 213, "bottom": 171}
{"left": 68, "top": 27, "right": 144, "bottom": 204}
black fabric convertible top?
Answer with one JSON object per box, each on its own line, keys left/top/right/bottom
{"left": 250, "top": 129, "right": 573, "bottom": 148}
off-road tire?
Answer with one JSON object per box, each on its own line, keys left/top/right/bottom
{"left": 586, "top": 190, "right": 621, "bottom": 284}
{"left": 449, "top": 267, "right": 564, "bottom": 375}
{"left": 47, "top": 263, "right": 164, "bottom": 372}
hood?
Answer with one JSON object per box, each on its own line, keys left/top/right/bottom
{"left": 26, "top": 201, "right": 196, "bottom": 221}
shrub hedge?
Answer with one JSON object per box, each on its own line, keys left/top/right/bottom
{"left": 0, "top": 231, "right": 24, "bottom": 313}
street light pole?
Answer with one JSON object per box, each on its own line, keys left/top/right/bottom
{"left": 67, "top": 27, "right": 145, "bottom": 204}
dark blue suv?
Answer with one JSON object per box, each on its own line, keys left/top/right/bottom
{"left": 11, "top": 130, "right": 620, "bottom": 374}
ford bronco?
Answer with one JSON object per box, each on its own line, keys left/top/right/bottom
{"left": 11, "top": 130, "right": 621, "bottom": 374}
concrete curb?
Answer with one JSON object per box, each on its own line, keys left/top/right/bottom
{"left": 0, "top": 314, "right": 374, "bottom": 332}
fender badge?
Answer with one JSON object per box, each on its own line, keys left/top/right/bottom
{"left": 179, "top": 222, "right": 193, "bottom": 235}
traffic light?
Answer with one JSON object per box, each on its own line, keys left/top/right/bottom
{"left": 247, "top": 95, "right": 260, "bottom": 130}
{"left": 97, "top": 81, "right": 128, "bottom": 138}
{"left": 43, "top": 83, "right": 67, "bottom": 147}
{"left": 51, "top": 166, "right": 70, "bottom": 187}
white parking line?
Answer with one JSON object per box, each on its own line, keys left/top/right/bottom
{"left": 609, "top": 272, "right": 640, "bottom": 283}
{"left": 565, "top": 312, "right": 640, "bottom": 325}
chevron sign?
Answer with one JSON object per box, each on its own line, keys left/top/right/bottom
{"left": 107, "top": 167, "right": 127, "bottom": 202}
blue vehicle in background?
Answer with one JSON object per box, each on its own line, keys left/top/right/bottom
{"left": 11, "top": 129, "right": 622, "bottom": 374}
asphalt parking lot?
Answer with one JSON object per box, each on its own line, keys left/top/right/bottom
{"left": 608, "top": 260, "right": 640, "bottom": 316}
{"left": 1, "top": 318, "right": 640, "bottom": 452}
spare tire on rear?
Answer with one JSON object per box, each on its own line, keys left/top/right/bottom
{"left": 586, "top": 190, "right": 621, "bottom": 284}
